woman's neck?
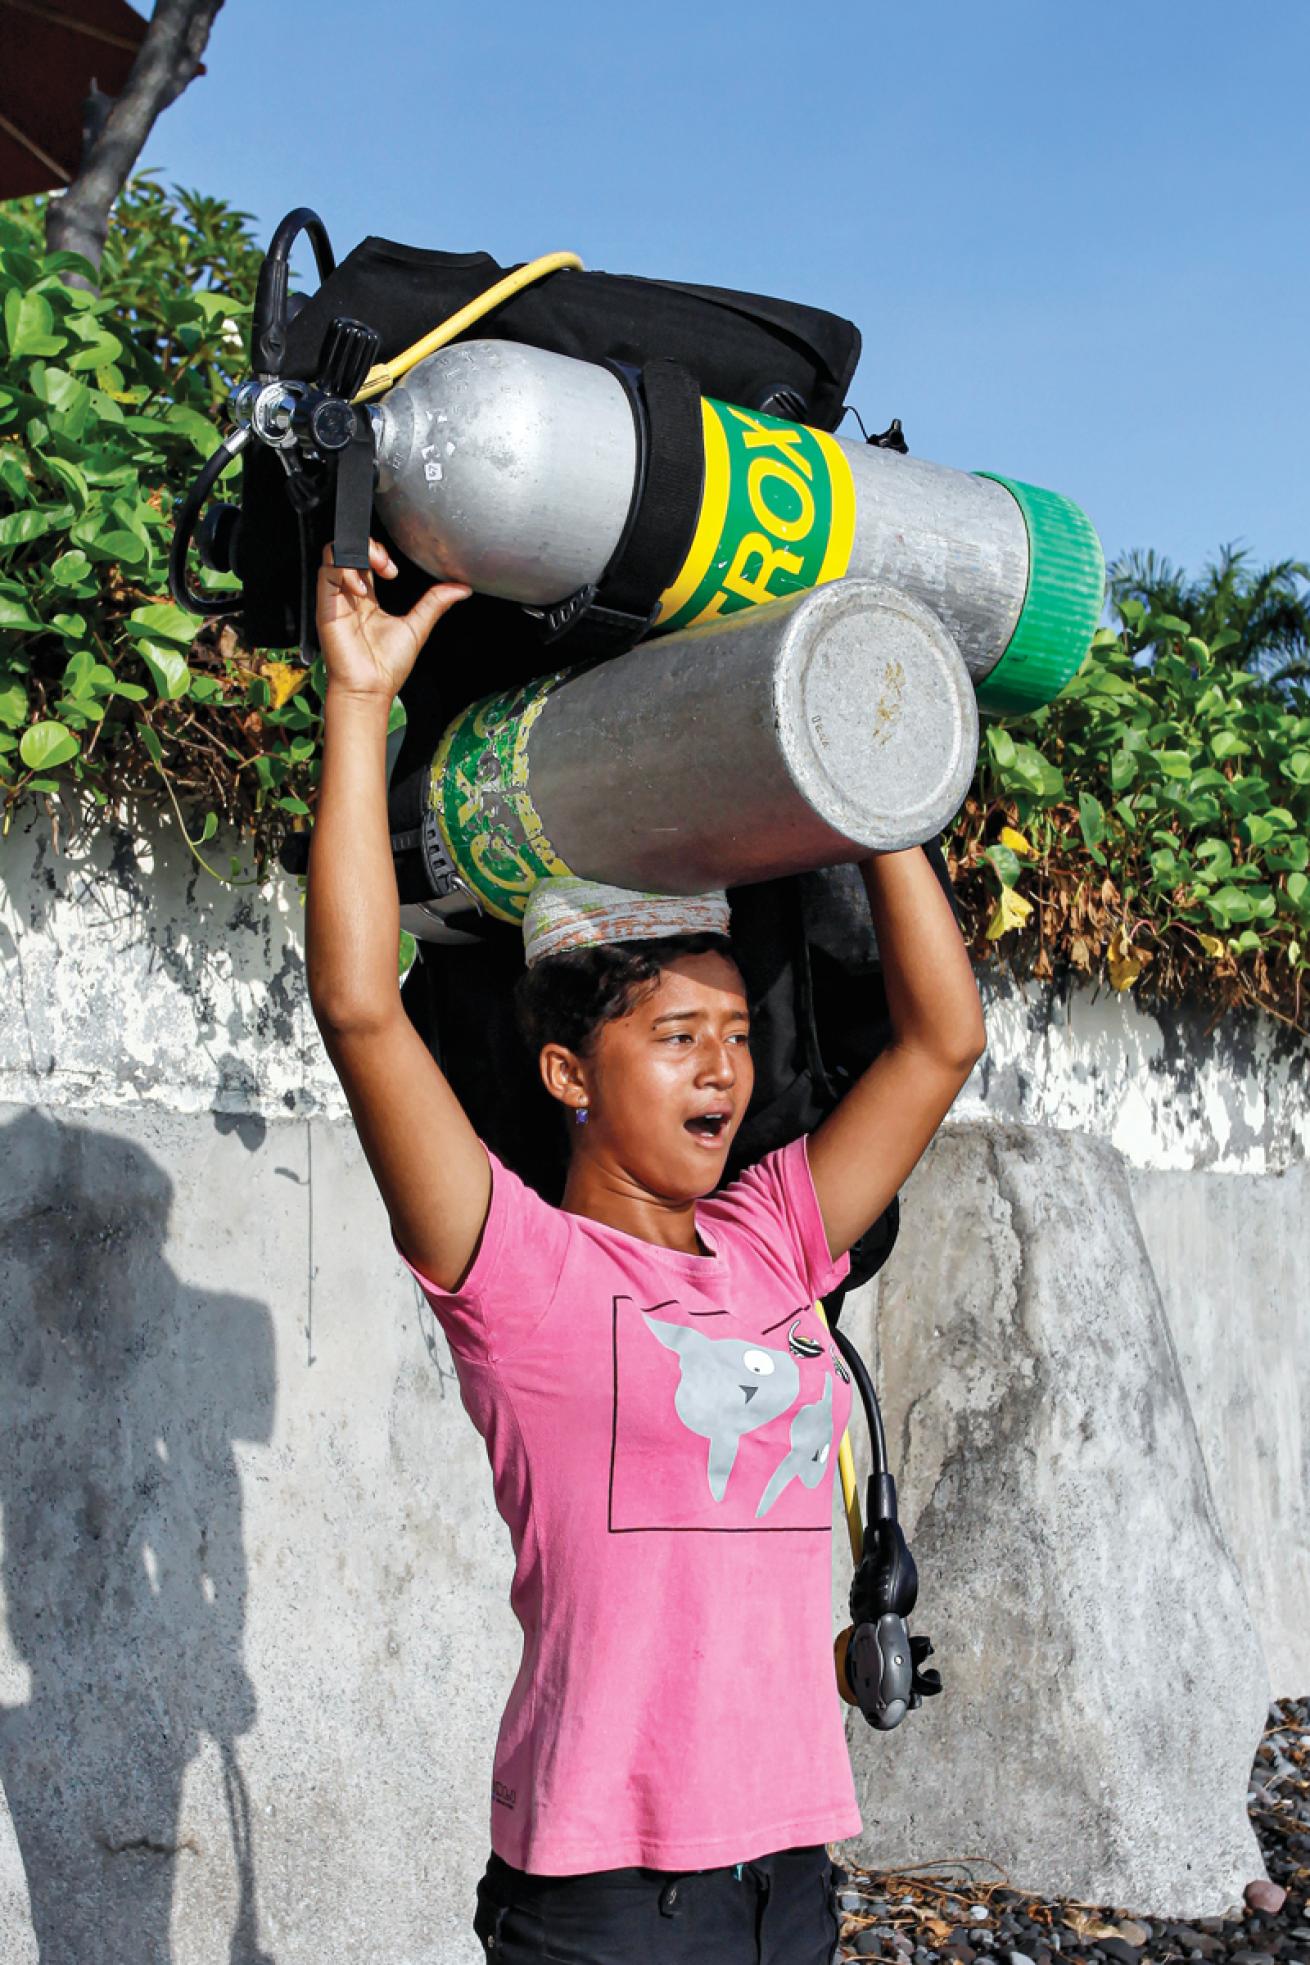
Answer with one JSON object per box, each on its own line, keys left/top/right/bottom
{"left": 561, "top": 1155, "right": 711, "bottom": 1257}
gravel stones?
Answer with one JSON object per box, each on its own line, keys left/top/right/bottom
{"left": 1167, "top": 1926, "right": 1226, "bottom": 1954}
{"left": 1099, "top": 1939, "right": 1146, "bottom": 1965}
{"left": 835, "top": 1697, "right": 1310, "bottom": 1964}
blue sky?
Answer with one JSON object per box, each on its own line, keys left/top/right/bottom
{"left": 141, "top": 0, "right": 1308, "bottom": 583}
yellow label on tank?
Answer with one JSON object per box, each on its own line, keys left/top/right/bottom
{"left": 654, "top": 399, "right": 856, "bottom": 634}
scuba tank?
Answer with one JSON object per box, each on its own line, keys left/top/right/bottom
{"left": 398, "top": 578, "right": 978, "bottom": 939}
{"left": 172, "top": 216, "right": 864, "bottom": 666}
{"left": 371, "top": 337, "right": 1102, "bottom": 718}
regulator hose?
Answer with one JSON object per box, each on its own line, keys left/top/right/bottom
{"left": 812, "top": 1298, "right": 883, "bottom": 1563}
{"left": 813, "top": 1299, "right": 941, "bottom": 1728}
{"left": 167, "top": 424, "right": 250, "bottom": 616}
{"left": 252, "top": 206, "right": 336, "bottom": 380}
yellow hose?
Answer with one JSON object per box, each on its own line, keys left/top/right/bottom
{"left": 811, "top": 1298, "right": 863, "bottom": 1564}
{"left": 352, "top": 251, "right": 584, "bottom": 404}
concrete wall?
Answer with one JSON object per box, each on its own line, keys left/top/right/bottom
{"left": 1128, "top": 1163, "right": 1310, "bottom": 1696}
{"left": 0, "top": 1102, "right": 515, "bottom": 1965}
{"left": 961, "top": 965, "right": 1309, "bottom": 1176}
{"left": 831, "top": 1125, "right": 1268, "bottom": 1915}
{"left": 1, "top": 811, "right": 1305, "bottom": 1957}
{"left": 958, "top": 973, "right": 1309, "bottom": 1696}
{"left": 0, "top": 813, "right": 337, "bottom": 1125}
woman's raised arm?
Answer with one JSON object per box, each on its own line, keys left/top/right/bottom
{"left": 305, "top": 542, "right": 491, "bottom": 1292}
{"left": 805, "top": 846, "right": 986, "bottom": 1261}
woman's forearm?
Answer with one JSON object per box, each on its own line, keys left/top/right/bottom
{"left": 305, "top": 686, "right": 399, "bottom": 1030}
{"left": 859, "top": 847, "right": 986, "bottom": 1069}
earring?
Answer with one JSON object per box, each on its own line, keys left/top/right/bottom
{"left": 574, "top": 1104, "right": 589, "bottom": 1126}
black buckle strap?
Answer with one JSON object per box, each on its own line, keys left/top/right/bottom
{"left": 538, "top": 355, "right": 704, "bottom": 661}
{"left": 389, "top": 809, "right": 470, "bottom": 906}
{"left": 538, "top": 584, "right": 657, "bottom": 655}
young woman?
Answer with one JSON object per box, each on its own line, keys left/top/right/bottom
{"left": 306, "top": 540, "right": 987, "bottom": 1965}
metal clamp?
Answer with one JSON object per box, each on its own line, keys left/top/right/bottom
{"left": 420, "top": 809, "right": 478, "bottom": 907}
{"left": 390, "top": 812, "right": 480, "bottom": 914}
{"left": 534, "top": 582, "right": 658, "bottom": 658}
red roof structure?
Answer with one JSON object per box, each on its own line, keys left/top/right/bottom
{"left": 0, "top": 0, "right": 149, "bottom": 199}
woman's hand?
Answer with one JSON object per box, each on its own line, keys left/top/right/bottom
{"left": 317, "top": 538, "right": 470, "bottom": 700}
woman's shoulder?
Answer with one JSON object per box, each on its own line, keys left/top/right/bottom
{"left": 404, "top": 1141, "right": 571, "bottom": 1300}
{"left": 703, "top": 1134, "right": 848, "bottom": 1299}
{"left": 704, "top": 1134, "right": 812, "bottom": 1219}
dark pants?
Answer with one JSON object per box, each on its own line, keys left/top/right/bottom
{"left": 472, "top": 1843, "right": 844, "bottom": 1964}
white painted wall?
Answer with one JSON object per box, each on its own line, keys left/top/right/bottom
{"left": 961, "top": 969, "right": 1309, "bottom": 1174}
{"left": 0, "top": 812, "right": 340, "bottom": 1121}
{"left": 6, "top": 809, "right": 1304, "bottom": 1176}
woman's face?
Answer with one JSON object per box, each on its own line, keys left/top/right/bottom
{"left": 566, "top": 950, "right": 754, "bottom": 1198}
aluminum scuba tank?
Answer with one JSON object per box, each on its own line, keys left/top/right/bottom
{"left": 397, "top": 578, "right": 977, "bottom": 938}
{"left": 372, "top": 339, "right": 1104, "bottom": 720}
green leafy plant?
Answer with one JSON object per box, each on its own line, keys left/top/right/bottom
{"left": 947, "top": 619, "right": 1310, "bottom": 1030}
{"left": 1109, "top": 544, "right": 1310, "bottom": 686}
{"left": 0, "top": 178, "right": 332, "bottom": 875}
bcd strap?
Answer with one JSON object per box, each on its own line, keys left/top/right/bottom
{"left": 332, "top": 404, "right": 377, "bottom": 571}
{"left": 287, "top": 407, "right": 375, "bottom": 664}
{"left": 540, "top": 356, "right": 704, "bottom": 661}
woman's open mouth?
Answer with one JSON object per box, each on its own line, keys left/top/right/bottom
{"left": 684, "top": 1111, "right": 732, "bottom": 1148}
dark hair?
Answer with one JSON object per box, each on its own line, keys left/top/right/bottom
{"left": 514, "top": 932, "right": 739, "bottom": 1059}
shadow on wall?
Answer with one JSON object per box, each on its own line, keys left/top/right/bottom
{"left": 0, "top": 1110, "right": 276, "bottom": 1965}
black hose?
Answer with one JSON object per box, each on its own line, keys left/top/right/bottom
{"left": 829, "top": 1320, "right": 888, "bottom": 1481}
{"left": 294, "top": 505, "right": 320, "bottom": 664}
{"left": 251, "top": 207, "right": 336, "bottom": 381}
{"left": 168, "top": 426, "right": 250, "bottom": 617}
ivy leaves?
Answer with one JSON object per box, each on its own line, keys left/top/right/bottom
{"left": 127, "top": 600, "right": 197, "bottom": 700}
{"left": 19, "top": 719, "right": 79, "bottom": 771}
{"left": 0, "top": 180, "right": 322, "bottom": 865}
{"left": 5, "top": 289, "right": 65, "bottom": 360}
{"left": 960, "top": 623, "right": 1310, "bottom": 1023}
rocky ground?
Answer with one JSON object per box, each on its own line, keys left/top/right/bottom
{"left": 837, "top": 1699, "right": 1310, "bottom": 1965}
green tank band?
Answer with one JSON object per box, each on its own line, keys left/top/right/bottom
{"left": 428, "top": 671, "right": 575, "bottom": 923}
{"left": 972, "top": 475, "right": 1105, "bottom": 717}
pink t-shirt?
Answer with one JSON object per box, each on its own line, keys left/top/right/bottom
{"left": 395, "top": 1134, "right": 862, "bottom": 1875}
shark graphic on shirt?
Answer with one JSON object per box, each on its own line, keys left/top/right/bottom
{"left": 754, "top": 1373, "right": 833, "bottom": 1518}
{"left": 644, "top": 1318, "right": 800, "bottom": 1502}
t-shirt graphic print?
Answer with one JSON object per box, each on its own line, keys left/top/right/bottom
{"left": 610, "top": 1295, "right": 841, "bottom": 1531}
